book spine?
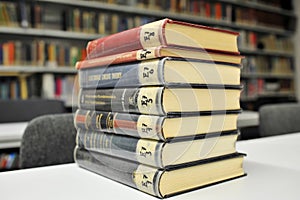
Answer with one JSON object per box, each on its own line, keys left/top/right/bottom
{"left": 78, "top": 59, "right": 165, "bottom": 88}
{"left": 76, "top": 129, "right": 164, "bottom": 168}
{"left": 76, "top": 47, "right": 162, "bottom": 70}
{"left": 74, "top": 109, "right": 165, "bottom": 140}
{"left": 0, "top": 44, "right": 3, "bottom": 64}
{"left": 86, "top": 19, "right": 167, "bottom": 59}
{"left": 75, "top": 147, "right": 163, "bottom": 198}
{"left": 78, "top": 87, "right": 165, "bottom": 115}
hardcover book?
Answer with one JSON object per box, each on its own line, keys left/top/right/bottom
{"left": 74, "top": 109, "right": 240, "bottom": 141}
{"left": 78, "top": 57, "right": 241, "bottom": 89}
{"left": 86, "top": 18, "right": 240, "bottom": 59}
{"left": 76, "top": 128, "right": 239, "bottom": 168}
{"left": 78, "top": 86, "right": 241, "bottom": 115}
{"left": 76, "top": 46, "right": 243, "bottom": 70}
{"left": 75, "top": 148, "right": 245, "bottom": 198}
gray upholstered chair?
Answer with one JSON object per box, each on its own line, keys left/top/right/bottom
{"left": 259, "top": 103, "right": 300, "bottom": 137}
{"left": 19, "top": 113, "right": 76, "bottom": 169}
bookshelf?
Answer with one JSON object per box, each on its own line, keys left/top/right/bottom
{"left": 0, "top": 0, "right": 297, "bottom": 111}
{"left": 0, "top": 122, "right": 27, "bottom": 171}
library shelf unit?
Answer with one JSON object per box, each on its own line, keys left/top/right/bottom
{"left": 0, "top": 27, "right": 101, "bottom": 40}
{"left": 0, "top": 0, "right": 297, "bottom": 110}
{"left": 0, "top": 122, "right": 27, "bottom": 172}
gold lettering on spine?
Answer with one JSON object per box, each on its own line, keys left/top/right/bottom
{"left": 84, "top": 110, "right": 92, "bottom": 130}
{"left": 88, "top": 74, "right": 101, "bottom": 81}
{"left": 89, "top": 131, "right": 93, "bottom": 149}
{"left": 111, "top": 72, "right": 122, "bottom": 79}
{"left": 99, "top": 134, "right": 104, "bottom": 151}
{"left": 95, "top": 113, "right": 103, "bottom": 130}
{"left": 106, "top": 112, "right": 114, "bottom": 131}
{"left": 102, "top": 73, "right": 111, "bottom": 80}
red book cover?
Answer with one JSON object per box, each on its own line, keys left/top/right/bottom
{"left": 215, "top": 3, "right": 222, "bottom": 20}
{"left": 205, "top": 3, "right": 211, "bottom": 18}
{"left": 77, "top": 46, "right": 243, "bottom": 70}
{"left": 55, "top": 77, "right": 62, "bottom": 98}
{"left": 86, "top": 18, "right": 239, "bottom": 59}
{"left": 7, "top": 42, "right": 15, "bottom": 65}
{"left": 77, "top": 49, "right": 142, "bottom": 69}
{"left": 192, "top": 0, "right": 199, "bottom": 14}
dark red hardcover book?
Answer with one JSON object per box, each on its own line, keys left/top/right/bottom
{"left": 86, "top": 18, "right": 240, "bottom": 59}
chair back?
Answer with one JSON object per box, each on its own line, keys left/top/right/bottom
{"left": 259, "top": 103, "right": 300, "bottom": 137}
{"left": 19, "top": 113, "right": 76, "bottom": 169}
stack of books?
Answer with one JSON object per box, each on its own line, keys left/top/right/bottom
{"left": 74, "top": 18, "right": 246, "bottom": 198}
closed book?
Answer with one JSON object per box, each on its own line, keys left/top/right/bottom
{"left": 78, "top": 86, "right": 241, "bottom": 115}
{"left": 75, "top": 148, "right": 245, "bottom": 198}
{"left": 0, "top": 43, "right": 3, "bottom": 64}
{"left": 76, "top": 128, "right": 238, "bottom": 168}
{"left": 78, "top": 57, "right": 241, "bottom": 89}
{"left": 76, "top": 46, "right": 243, "bottom": 70}
{"left": 74, "top": 109, "right": 240, "bottom": 141}
{"left": 86, "top": 18, "right": 240, "bottom": 59}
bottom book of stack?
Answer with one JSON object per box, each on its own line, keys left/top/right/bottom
{"left": 74, "top": 145, "right": 246, "bottom": 198}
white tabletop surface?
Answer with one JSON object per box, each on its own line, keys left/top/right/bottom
{"left": 0, "top": 133, "right": 299, "bottom": 200}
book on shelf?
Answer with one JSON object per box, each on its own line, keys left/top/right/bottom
{"left": 30, "top": 2, "right": 43, "bottom": 29}
{"left": 0, "top": 39, "right": 86, "bottom": 67}
{"left": 0, "top": 152, "right": 19, "bottom": 171}
{"left": 78, "top": 85, "right": 241, "bottom": 115}
{"left": 86, "top": 18, "right": 240, "bottom": 59}
{"left": 78, "top": 57, "right": 241, "bottom": 89}
{"left": 75, "top": 147, "right": 245, "bottom": 198}
{"left": 76, "top": 128, "right": 239, "bottom": 168}
{"left": 74, "top": 109, "right": 240, "bottom": 141}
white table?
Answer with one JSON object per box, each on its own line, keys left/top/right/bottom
{"left": 0, "top": 133, "right": 299, "bottom": 200}
{"left": 237, "top": 133, "right": 300, "bottom": 170}
{"left": 0, "top": 122, "right": 28, "bottom": 149}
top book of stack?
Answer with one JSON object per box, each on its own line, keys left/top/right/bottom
{"left": 86, "top": 18, "right": 240, "bottom": 59}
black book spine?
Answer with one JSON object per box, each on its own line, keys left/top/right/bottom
{"left": 76, "top": 129, "right": 164, "bottom": 168}
{"left": 75, "top": 147, "right": 163, "bottom": 198}
{"left": 74, "top": 109, "right": 165, "bottom": 140}
{"left": 79, "top": 59, "right": 164, "bottom": 89}
{"left": 78, "top": 87, "right": 165, "bottom": 115}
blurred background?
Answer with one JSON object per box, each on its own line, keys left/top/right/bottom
{"left": 0, "top": 0, "right": 299, "bottom": 171}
